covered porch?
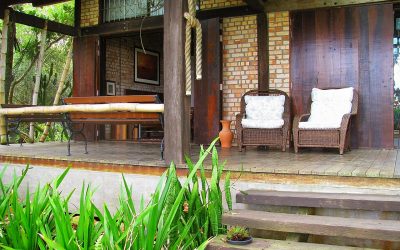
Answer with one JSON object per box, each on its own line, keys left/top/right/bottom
{"left": 0, "top": 0, "right": 397, "bottom": 165}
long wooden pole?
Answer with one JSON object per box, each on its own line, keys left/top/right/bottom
{"left": 0, "top": 103, "right": 164, "bottom": 115}
{"left": 30, "top": 22, "right": 48, "bottom": 140}
{"left": 39, "top": 45, "right": 72, "bottom": 142}
{"left": 0, "top": 9, "right": 10, "bottom": 144}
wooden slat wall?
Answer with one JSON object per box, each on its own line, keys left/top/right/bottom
{"left": 73, "top": 35, "right": 100, "bottom": 141}
{"left": 194, "top": 18, "right": 222, "bottom": 145}
{"left": 290, "top": 4, "right": 394, "bottom": 148}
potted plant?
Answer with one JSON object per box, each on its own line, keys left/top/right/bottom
{"left": 226, "top": 226, "right": 253, "bottom": 245}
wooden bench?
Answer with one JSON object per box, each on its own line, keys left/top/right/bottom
{"left": 1, "top": 104, "right": 67, "bottom": 145}
{"left": 63, "top": 95, "right": 164, "bottom": 158}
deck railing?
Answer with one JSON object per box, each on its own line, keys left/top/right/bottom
{"left": 102, "top": 0, "right": 164, "bottom": 23}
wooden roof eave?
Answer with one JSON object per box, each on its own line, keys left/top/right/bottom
{"left": 6, "top": 0, "right": 71, "bottom": 7}
{"left": 264, "top": 0, "right": 400, "bottom": 12}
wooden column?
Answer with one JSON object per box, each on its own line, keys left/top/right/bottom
{"left": 163, "top": 0, "right": 189, "bottom": 164}
{"left": 0, "top": 9, "right": 10, "bottom": 144}
{"left": 74, "top": 0, "right": 81, "bottom": 30}
{"left": 72, "top": 36, "right": 99, "bottom": 141}
{"left": 257, "top": 13, "right": 269, "bottom": 91}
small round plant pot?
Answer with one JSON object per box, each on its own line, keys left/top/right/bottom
{"left": 226, "top": 237, "right": 253, "bottom": 245}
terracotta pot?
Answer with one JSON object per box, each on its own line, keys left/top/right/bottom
{"left": 219, "top": 120, "right": 233, "bottom": 148}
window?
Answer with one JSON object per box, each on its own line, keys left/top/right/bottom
{"left": 102, "top": 0, "right": 164, "bottom": 23}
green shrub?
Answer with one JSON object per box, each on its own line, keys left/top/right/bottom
{"left": 0, "top": 138, "right": 232, "bottom": 250}
{"left": 395, "top": 107, "right": 400, "bottom": 130}
{"left": 226, "top": 226, "right": 250, "bottom": 241}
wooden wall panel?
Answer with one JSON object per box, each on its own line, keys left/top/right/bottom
{"left": 290, "top": 4, "right": 394, "bottom": 149}
{"left": 73, "top": 35, "right": 100, "bottom": 141}
{"left": 194, "top": 18, "right": 221, "bottom": 145}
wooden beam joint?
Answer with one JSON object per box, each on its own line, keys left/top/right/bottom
{"left": 245, "top": 0, "right": 266, "bottom": 12}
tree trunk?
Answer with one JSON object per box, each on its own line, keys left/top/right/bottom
{"left": 39, "top": 45, "right": 72, "bottom": 142}
{"left": 8, "top": 34, "right": 65, "bottom": 104}
{"left": 29, "top": 23, "right": 47, "bottom": 141}
{"left": 5, "top": 17, "right": 15, "bottom": 105}
{"left": 0, "top": 9, "right": 10, "bottom": 144}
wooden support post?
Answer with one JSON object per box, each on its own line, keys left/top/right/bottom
{"left": 164, "top": 0, "right": 189, "bottom": 165}
{"left": 74, "top": 0, "right": 81, "bottom": 32}
{"left": 0, "top": 9, "right": 10, "bottom": 144}
{"left": 257, "top": 13, "right": 269, "bottom": 91}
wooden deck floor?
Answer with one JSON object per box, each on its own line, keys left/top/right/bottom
{"left": 0, "top": 141, "right": 399, "bottom": 179}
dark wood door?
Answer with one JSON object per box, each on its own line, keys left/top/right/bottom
{"left": 290, "top": 4, "right": 394, "bottom": 149}
{"left": 73, "top": 35, "right": 100, "bottom": 141}
{"left": 194, "top": 18, "right": 222, "bottom": 145}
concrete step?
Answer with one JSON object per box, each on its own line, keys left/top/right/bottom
{"left": 207, "top": 235, "right": 374, "bottom": 250}
{"left": 222, "top": 209, "right": 400, "bottom": 242}
{"left": 237, "top": 189, "right": 400, "bottom": 211}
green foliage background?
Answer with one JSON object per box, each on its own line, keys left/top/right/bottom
{"left": 8, "top": 2, "right": 74, "bottom": 105}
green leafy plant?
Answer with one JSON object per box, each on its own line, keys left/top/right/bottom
{"left": 226, "top": 226, "right": 250, "bottom": 241}
{"left": 394, "top": 107, "right": 400, "bottom": 130}
{"left": 0, "top": 138, "right": 233, "bottom": 250}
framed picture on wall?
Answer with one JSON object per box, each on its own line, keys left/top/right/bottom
{"left": 106, "top": 81, "right": 116, "bottom": 95}
{"left": 134, "top": 48, "right": 160, "bottom": 85}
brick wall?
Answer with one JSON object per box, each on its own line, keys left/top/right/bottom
{"left": 221, "top": 12, "right": 290, "bottom": 141}
{"left": 222, "top": 15, "right": 258, "bottom": 136}
{"left": 81, "top": 0, "right": 99, "bottom": 27}
{"left": 268, "top": 11, "right": 290, "bottom": 93}
{"left": 200, "top": 0, "right": 245, "bottom": 9}
{"left": 105, "top": 32, "right": 164, "bottom": 95}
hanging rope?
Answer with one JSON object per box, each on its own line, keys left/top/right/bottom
{"left": 184, "top": 0, "right": 202, "bottom": 96}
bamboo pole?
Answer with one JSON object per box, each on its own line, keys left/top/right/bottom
{"left": 39, "top": 45, "right": 72, "bottom": 142}
{"left": 0, "top": 9, "right": 10, "bottom": 144}
{"left": 0, "top": 103, "right": 164, "bottom": 115}
{"left": 29, "top": 22, "right": 47, "bottom": 140}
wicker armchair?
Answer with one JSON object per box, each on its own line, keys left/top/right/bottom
{"left": 293, "top": 87, "right": 358, "bottom": 155}
{"left": 236, "top": 89, "right": 290, "bottom": 152}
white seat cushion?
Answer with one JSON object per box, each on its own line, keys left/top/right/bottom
{"left": 303, "top": 87, "right": 353, "bottom": 129}
{"left": 242, "top": 119, "right": 284, "bottom": 129}
{"left": 244, "top": 95, "right": 285, "bottom": 119}
{"left": 299, "top": 121, "right": 340, "bottom": 129}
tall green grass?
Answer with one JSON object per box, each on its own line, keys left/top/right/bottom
{"left": 0, "top": 138, "right": 232, "bottom": 249}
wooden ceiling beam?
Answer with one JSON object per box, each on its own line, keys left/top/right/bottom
{"left": 6, "top": 0, "right": 70, "bottom": 7}
{"left": 197, "top": 6, "right": 261, "bottom": 20}
{"left": 81, "top": 15, "right": 163, "bottom": 36}
{"left": 245, "top": 0, "right": 266, "bottom": 11}
{"left": 0, "top": 9, "right": 76, "bottom": 36}
{"left": 265, "top": 0, "right": 400, "bottom": 12}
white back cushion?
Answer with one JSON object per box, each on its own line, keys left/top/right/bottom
{"left": 244, "top": 95, "right": 285, "bottom": 121}
{"left": 307, "top": 87, "right": 353, "bottom": 128}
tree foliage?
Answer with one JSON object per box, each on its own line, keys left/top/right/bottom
{"left": 8, "top": 2, "right": 74, "bottom": 105}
